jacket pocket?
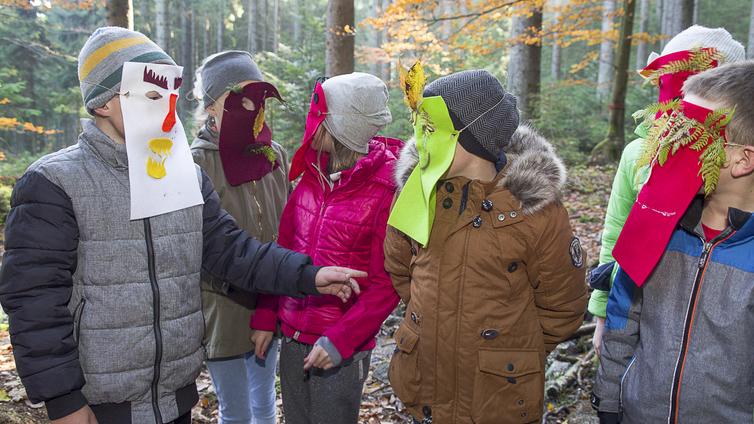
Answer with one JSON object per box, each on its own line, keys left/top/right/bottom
{"left": 389, "top": 323, "right": 421, "bottom": 406}
{"left": 73, "top": 298, "right": 86, "bottom": 344}
{"left": 471, "top": 348, "right": 543, "bottom": 424}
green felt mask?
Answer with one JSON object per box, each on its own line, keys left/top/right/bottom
{"left": 388, "top": 96, "right": 459, "bottom": 246}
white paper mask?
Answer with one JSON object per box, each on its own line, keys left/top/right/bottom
{"left": 120, "top": 61, "right": 204, "bottom": 220}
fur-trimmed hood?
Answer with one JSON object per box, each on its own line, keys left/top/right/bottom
{"left": 394, "top": 124, "right": 567, "bottom": 215}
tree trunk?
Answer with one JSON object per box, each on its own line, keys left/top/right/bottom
{"left": 262, "top": 0, "right": 269, "bottom": 51}
{"left": 597, "top": 0, "right": 616, "bottom": 100}
{"left": 216, "top": 0, "right": 224, "bottom": 52}
{"left": 693, "top": 0, "right": 699, "bottom": 23}
{"left": 551, "top": 0, "right": 563, "bottom": 81}
{"left": 680, "top": 0, "right": 693, "bottom": 29}
{"left": 155, "top": 0, "right": 168, "bottom": 49}
{"left": 292, "top": 0, "right": 302, "bottom": 45}
{"left": 107, "top": 0, "right": 133, "bottom": 29}
{"left": 248, "top": 0, "right": 257, "bottom": 53}
{"left": 179, "top": 4, "right": 193, "bottom": 125}
{"left": 662, "top": 0, "right": 691, "bottom": 41}
{"left": 271, "top": 0, "right": 279, "bottom": 53}
{"left": 507, "top": 6, "right": 543, "bottom": 120}
{"left": 592, "top": 0, "right": 637, "bottom": 163}
{"left": 326, "top": 0, "right": 355, "bottom": 76}
{"left": 202, "top": 17, "right": 209, "bottom": 59}
{"left": 636, "top": 0, "right": 649, "bottom": 67}
{"left": 370, "top": 0, "right": 382, "bottom": 75}
{"left": 749, "top": 0, "right": 754, "bottom": 58}
{"left": 138, "top": 0, "right": 151, "bottom": 36}
{"left": 381, "top": 0, "right": 391, "bottom": 81}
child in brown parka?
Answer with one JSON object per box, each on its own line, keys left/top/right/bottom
{"left": 384, "top": 70, "right": 588, "bottom": 424}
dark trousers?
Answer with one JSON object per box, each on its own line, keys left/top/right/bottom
{"left": 280, "top": 338, "right": 371, "bottom": 424}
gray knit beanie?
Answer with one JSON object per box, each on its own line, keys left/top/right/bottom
{"left": 78, "top": 26, "right": 176, "bottom": 115}
{"left": 196, "top": 51, "right": 265, "bottom": 108}
{"left": 424, "top": 70, "right": 519, "bottom": 162}
{"left": 321, "top": 72, "right": 392, "bottom": 154}
{"left": 646, "top": 25, "right": 746, "bottom": 66}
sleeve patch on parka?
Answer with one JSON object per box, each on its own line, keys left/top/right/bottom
{"left": 570, "top": 237, "right": 584, "bottom": 268}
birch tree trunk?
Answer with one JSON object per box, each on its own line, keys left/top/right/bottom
{"left": 216, "top": 0, "right": 224, "bottom": 52}
{"left": 155, "top": 0, "right": 168, "bottom": 49}
{"left": 592, "top": 0, "right": 637, "bottom": 162}
{"left": 636, "top": 0, "right": 650, "bottom": 67}
{"left": 597, "top": 0, "right": 616, "bottom": 100}
{"left": 248, "top": 0, "right": 257, "bottom": 53}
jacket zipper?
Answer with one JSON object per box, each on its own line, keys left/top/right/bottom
{"left": 619, "top": 355, "right": 637, "bottom": 413}
{"left": 667, "top": 229, "right": 734, "bottom": 424}
{"left": 74, "top": 298, "right": 86, "bottom": 343}
{"left": 144, "top": 218, "right": 164, "bottom": 424}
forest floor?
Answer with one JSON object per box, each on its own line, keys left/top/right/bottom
{"left": 0, "top": 165, "right": 614, "bottom": 424}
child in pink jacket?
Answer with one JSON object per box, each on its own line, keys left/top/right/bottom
{"left": 251, "top": 72, "right": 401, "bottom": 424}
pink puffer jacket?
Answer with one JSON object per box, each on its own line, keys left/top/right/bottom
{"left": 252, "top": 137, "right": 402, "bottom": 362}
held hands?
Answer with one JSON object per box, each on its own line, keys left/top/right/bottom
{"left": 51, "top": 405, "right": 98, "bottom": 424}
{"left": 251, "top": 330, "right": 274, "bottom": 360}
{"left": 314, "top": 267, "right": 366, "bottom": 303}
{"left": 304, "top": 345, "right": 334, "bottom": 371}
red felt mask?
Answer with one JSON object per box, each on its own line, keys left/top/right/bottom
{"left": 219, "top": 82, "right": 283, "bottom": 186}
{"left": 289, "top": 82, "right": 328, "bottom": 181}
{"left": 613, "top": 100, "right": 727, "bottom": 286}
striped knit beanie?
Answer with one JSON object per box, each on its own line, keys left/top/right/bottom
{"left": 78, "top": 26, "right": 176, "bottom": 115}
{"left": 424, "top": 70, "right": 519, "bottom": 163}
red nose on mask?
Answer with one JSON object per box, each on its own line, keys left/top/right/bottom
{"left": 162, "top": 93, "right": 178, "bottom": 132}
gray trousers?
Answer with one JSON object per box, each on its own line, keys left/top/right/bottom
{"left": 280, "top": 338, "right": 371, "bottom": 424}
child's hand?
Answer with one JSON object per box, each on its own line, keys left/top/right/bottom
{"left": 51, "top": 405, "right": 98, "bottom": 424}
{"left": 251, "top": 330, "right": 275, "bottom": 360}
{"left": 303, "top": 345, "right": 334, "bottom": 371}
{"left": 314, "top": 266, "right": 365, "bottom": 302}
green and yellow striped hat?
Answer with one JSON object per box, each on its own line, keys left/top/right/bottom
{"left": 78, "top": 26, "right": 176, "bottom": 114}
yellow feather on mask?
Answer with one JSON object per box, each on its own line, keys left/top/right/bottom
{"left": 399, "top": 60, "right": 426, "bottom": 112}
{"left": 253, "top": 105, "right": 266, "bottom": 138}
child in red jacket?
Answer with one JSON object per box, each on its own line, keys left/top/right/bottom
{"left": 251, "top": 72, "right": 401, "bottom": 424}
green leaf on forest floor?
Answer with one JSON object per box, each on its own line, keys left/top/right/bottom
{"left": 0, "top": 389, "right": 10, "bottom": 402}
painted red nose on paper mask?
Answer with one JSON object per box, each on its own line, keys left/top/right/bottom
{"left": 162, "top": 93, "right": 178, "bottom": 132}
{"left": 218, "top": 82, "right": 283, "bottom": 186}
{"left": 613, "top": 100, "right": 721, "bottom": 287}
{"left": 289, "top": 82, "right": 328, "bottom": 181}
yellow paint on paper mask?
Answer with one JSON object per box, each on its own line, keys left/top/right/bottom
{"left": 146, "top": 138, "right": 173, "bottom": 179}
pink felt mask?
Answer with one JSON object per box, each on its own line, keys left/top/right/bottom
{"left": 640, "top": 48, "right": 720, "bottom": 103}
{"left": 289, "top": 82, "right": 328, "bottom": 181}
{"left": 613, "top": 100, "right": 722, "bottom": 286}
{"left": 219, "top": 82, "right": 282, "bottom": 186}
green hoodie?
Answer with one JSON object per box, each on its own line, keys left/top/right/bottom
{"left": 589, "top": 137, "right": 650, "bottom": 317}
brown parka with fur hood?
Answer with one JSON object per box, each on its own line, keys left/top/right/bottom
{"left": 384, "top": 126, "right": 588, "bottom": 424}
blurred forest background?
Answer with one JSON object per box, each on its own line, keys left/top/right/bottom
{"left": 0, "top": 0, "right": 752, "bottom": 178}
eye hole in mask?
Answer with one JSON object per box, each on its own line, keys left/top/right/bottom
{"left": 241, "top": 97, "right": 256, "bottom": 111}
{"left": 146, "top": 90, "right": 163, "bottom": 101}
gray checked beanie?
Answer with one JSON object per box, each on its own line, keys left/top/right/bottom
{"left": 424, "top": 70, "right": 519, "bottom": 162}
{"left": 321, "top": 72, "right": 392, "bottom": 154}
{"left": 78, "top": 26, "right": 176, "bottom": 115}
{"left": 196, "top": 51, "right": 265, "bottom": 108}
